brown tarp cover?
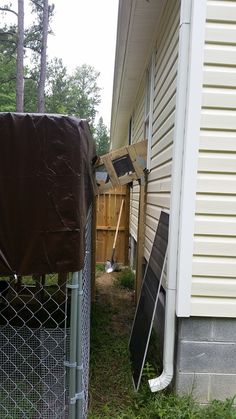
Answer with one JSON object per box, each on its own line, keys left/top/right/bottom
{"left": 0, "top": 113, "right": 96, "bottom": 276}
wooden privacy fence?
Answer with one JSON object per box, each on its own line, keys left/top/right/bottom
{"left": 96, "top": 186, "right": 129, "bottom": 264}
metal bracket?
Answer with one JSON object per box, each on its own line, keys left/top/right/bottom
{"left": 64, "top": 361, "right": 77, "bottom": 368}
{"left": 66, "top": 284, "right": 79, "bottom": 290}
{"left": 78, "top": 290, "right": 83, "bottom": 296}
{"left": 76, "top": 364, "right": 83, "bottom": 371}
{"left": 70, "top": 396, "right": 77, "bottom": 405}
{"left": 75, "top": 391, "right": 84, "bottom": 401}
{"left": 69, "top": 391, "right": 84, "bottom": 405}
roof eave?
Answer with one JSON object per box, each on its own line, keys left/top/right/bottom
{"left": 110, "top": 0, "right": 166, "bottom": 150}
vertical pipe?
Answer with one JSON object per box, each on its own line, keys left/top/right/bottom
{"left": 76, "top": 270, "right": 84, "bottom": 418}
{"left": 64, "top": 273, "right": 69, "bottom": 417}
{"left": 148, "top": 0, "right": 197, "bottom": 392}
{"left": 68, "top": 272, "right": 79, "bottom": 419}
{"left": 91, "top": 198, "right": 97, "bottom": 302}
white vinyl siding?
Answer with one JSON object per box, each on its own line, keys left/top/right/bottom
{"left": 132, "top": 82, "right": 146, "bottom": 146}
{"left": 129, "top": 0, "right": 180, "bottom": 260}
{"left": 144, "top": 0, "right": 180, "bottom": 261}
{"left": 192, "top": 0, "right": 236, "bottom": 317}
{"left": 129, "top": 82, "right": 145, "bottom": 240}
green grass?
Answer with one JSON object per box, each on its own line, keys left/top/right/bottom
{"left": 0, "top": 380, "right": 42, "bottom": 418}
{"left": 114, "top": 268, "right": 135, "bottom": 290}
{"left": 96, "top": 263, "right": 105, "bottom": 272}
{"left": 21, "top": 274, "right": 58, "bottom": 286}
{"left": 89, "top": 301, "right": 134, "bottom": 417}
{"left": 88, "top": 298, "right": 236, "bottom": 419}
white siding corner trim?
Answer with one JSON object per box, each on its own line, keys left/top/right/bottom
{"left": 175, "top": 0, "right": 207, "bottom": 317}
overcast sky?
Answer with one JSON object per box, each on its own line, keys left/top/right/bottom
{"left": 0, "top": 0, "right": 119, "bottom": 128}
{"left": 47, "top": 0, "right": 119, "bottom": 128}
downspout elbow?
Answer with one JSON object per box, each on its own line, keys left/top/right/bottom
{"left": 148, "top": 366, "right": 173, "bottom": 392}
{"left": 148, "top": 287, "right": 176, "bottom": 393}
{"left": 148, "top": 300, "right": 175, "bottom": 393}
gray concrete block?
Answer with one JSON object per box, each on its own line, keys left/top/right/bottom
{"left": 179, "top": 341, "right": 236, "bottom": 374}
{"left": 209, "top": 374, "right": 236, "bottom": 402}
{"left": 213, "top": 319, "right": 236, "bottom": 343}
{"left": 179, "top": 318, "right": 213, "bottom": 342}
{"left": 175, "top": 372, "right": 210, "bottom": 403}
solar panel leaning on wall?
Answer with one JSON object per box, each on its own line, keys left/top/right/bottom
{"left": 129, "top": 211, "right": 169, "bottom": 390}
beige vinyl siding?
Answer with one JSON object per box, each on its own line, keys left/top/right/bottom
{"left": 132, "top": 80, "right": 145, "bottom": 145}
{"left": 129, "top": 82, "right": 145, "bottom": 240}
{"left": 144, "top": 0, "right": 180, "bottom": 261}
{"left": 192, "top": 0, "right": 236, "bottom": 317}
{"left": 129, "top": 0, "right": 180, "bottom": 259}
{"left": 130, "top": 187, "right": 139, "bottom": 241}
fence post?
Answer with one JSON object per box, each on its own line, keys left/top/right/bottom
{"left": 68, "top": 271, "right": 79, "bottom": 419}
{"left": 76, "top": 270, "right": 84, "bottom": 418}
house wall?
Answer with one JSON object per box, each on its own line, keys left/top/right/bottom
{"left": 191, "top": 0, "right": 236, "bottom": 317}
{"left": 130, "top": 79, "right": 145, "bottom": 242}
{"left": 129, "top": 0, "right": 181, "bottom": 264}
{"left": 116, "top": 0, "right": 236, "bottom": 403}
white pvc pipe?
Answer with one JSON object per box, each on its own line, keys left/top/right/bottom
{"left": 149, "top": 0, "right": 192, "bottom": 392}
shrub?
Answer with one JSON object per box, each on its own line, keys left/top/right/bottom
{"left": 114, "top": 268, "right": 135, "bottom": 290}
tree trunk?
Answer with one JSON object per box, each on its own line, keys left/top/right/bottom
{"left": 37, "top": 0, "right": 49, "bottom": 113}
{"left": 16, "top": 0, "right": 24, "bottom": 112}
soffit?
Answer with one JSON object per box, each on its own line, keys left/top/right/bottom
{"left": 110, "top": 0, "right": 166, "bottom": 149}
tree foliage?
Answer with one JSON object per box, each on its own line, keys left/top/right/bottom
{"left": 45, "top": 61, "right": 101, "bottom": 127}
{"left": 65, "top": 64, "right": 101, "bottom": 124}
{"left": 24, "top": 0, "right": 54, "bottom": 54}
{"left": 0, "top": 1, "right": 109, "bottom": 138}
{"left": 45, "top": 57, "right": 69, "bottom": 114}
{"left": 0, "top": 0, "right": 54, "bottom": 111}
{"left": 0, "top": 3, "right": 17, "bottom": 109}
{"left": 94, "top": 117, "right": 110, "bottom": 155}
{"left": 0, "top": 47, "right": 16, "bottom": 111}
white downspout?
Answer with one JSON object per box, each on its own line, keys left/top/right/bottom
{"left": 149, "top": 0, "right": 193, "bottom": 392}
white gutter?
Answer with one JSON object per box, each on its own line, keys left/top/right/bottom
{"left": 149, "top": 0, "right": 207, "bottom": 392}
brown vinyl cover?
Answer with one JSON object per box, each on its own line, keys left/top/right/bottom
{"left": 0, "top": 113, "right": 96, "bottom": 275}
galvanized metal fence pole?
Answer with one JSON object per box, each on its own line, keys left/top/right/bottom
{"left": 76, "top": 270, "right": 83, "bottom": 418}
{"left": 68, "top": 271, "right": 79, "bottom": 419}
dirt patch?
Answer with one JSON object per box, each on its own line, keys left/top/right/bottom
{"left": 95, "top": 270, "right": 135, "bottom": 335}
{"left": 89, "top": 270, "right": 136, "bottom": 416}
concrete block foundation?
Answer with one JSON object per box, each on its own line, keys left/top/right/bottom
{"left": 175, "top": 317, "right": 236, "bottom": 403}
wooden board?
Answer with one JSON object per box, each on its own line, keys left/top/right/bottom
{"left": 95, "top": 140, "right": 147, "bottom": 193}
{"left": 96, "top": 186, "right": 129, "bottom": 264}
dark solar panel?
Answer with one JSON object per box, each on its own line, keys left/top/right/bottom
{"left": 129, "top": 211, "right": 169, "bottom": 390}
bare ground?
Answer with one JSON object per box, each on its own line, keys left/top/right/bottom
{"left": 95, "top": 270, "right": 135, "bottom": 335}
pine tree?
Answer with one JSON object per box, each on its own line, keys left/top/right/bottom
{"left": 95, "top": 117, "right": 110, "bottom": 156}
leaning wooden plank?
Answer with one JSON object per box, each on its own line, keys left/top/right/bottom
{"left": 101, "top": 155, "right": 120, "bottom": 186}
{"left": 95, "top": 139, "right": 147, "bottom": 193}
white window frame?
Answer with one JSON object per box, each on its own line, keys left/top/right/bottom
{"left": 144, "top": 51, "right": 155, "bottom": 171}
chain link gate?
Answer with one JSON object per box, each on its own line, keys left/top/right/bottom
{"left": 0, "top": 206, "right": 92, "bottom": 419}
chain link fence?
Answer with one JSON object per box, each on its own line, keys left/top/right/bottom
{"left": 81, "top": 207, "right": 92, "bottom": 418}
{"left": 0, "top": 207, "right": 93, "bottom": 419}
